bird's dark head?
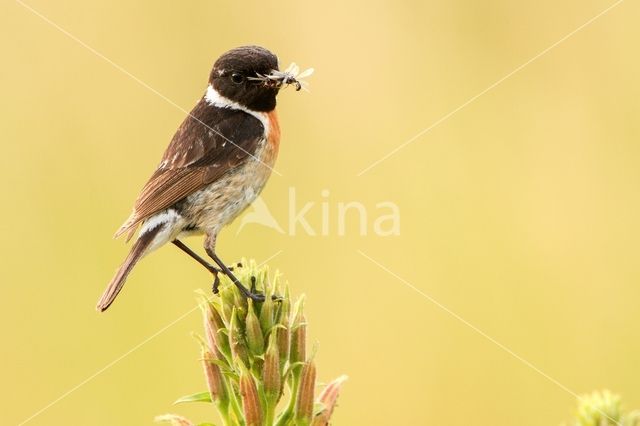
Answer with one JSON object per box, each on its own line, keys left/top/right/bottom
{"left": 209, "top": 45, "right": 291, "bottom": 112}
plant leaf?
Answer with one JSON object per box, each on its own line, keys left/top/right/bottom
{"left": 174, "top": 391, "right": 212, "bottom": 404}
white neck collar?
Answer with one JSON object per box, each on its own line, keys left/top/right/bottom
{"left": 204, "top": 85, "right": 269, "bottom": 134}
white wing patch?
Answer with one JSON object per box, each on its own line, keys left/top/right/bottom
{"left": 139, "top": 208, "right": 184, "bottom": 253}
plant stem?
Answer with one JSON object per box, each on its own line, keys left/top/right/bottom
{"left": 274, "top": 372, "right": 301, "bottom": 426}
{"left": 229, "top": 386, "right": 245, "bottom": 426}
{"left": 217, "top": 402, "right": 231, "bottom": 426}
{"left": 264, "top": 404, "right": 276, "bottom": 426}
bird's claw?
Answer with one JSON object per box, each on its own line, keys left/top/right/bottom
{"left": 212, "top": 273, "right": 221, "bottom": 294}
{"left": 208, "top": 260, "right": 280, "bottom": 303}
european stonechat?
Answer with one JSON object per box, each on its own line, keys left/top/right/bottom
{"left": 97, "top": 45, "right": 311, "bottom": 311}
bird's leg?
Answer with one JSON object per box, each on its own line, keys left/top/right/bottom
{"left": 208, "top": 250, "right": 265, "bottom": 301}
{"left": 204, "top": 234, "right": 265, "bottom": 302}
{"left": 172, "top": 240, "right": 220, "bottom": 274}
{"left": 172, "top": 239, "right": 239, "bottom": 294}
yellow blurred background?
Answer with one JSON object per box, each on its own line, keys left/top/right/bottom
{"left": 2, "top": 0, "right": 639, "bottom": 424}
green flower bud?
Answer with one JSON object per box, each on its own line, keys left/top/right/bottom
{"left": 576, "top": 390, "right": 622, "bottom": 426}
{"left": 276, "top": 318, "right": 290, "bottom": 370}
{"left": 229, "top": 308, "right": 250, "bottom": 367}
{"left": 201, "top": 348, "right": 228, "bottom": 406}
{"left": 276, "top": 285, "right": 291, "bottom": 325}
{"left": 203, "top": 301, "right": 230, "bottom": 359}
{"left": 290, "top": 299, "right": 306, "bottom": 369}
{"left": 239, "top": 365, "right": 263, "bottom": 426}
{"left": 219, "top": 286, "right": 235, "bottom": 323}
{"left": 275, "top": 288, "right": 291, "bottom": 369}
{"left": 263, "top": 334, "right": 281, "bottom": 404}
{"left": 259, "top": 290, "right": 275, "bottom": 337}
{"left": 245, "top": 299, "right": 265, "bottom": 356}
{"left": 231, "top": 281, "right": 248, "bottom": 318}
{"left": 294, "top": 361, "right": 316, "bottom": 426}
{"left": 311, "top": 375, "right": 348, "bottom": 426}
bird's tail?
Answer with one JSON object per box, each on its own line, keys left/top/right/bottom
{"left": 97, "top": 225, "right": 162, "bottom": 312}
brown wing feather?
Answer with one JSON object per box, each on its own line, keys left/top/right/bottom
{"left": 133, "top": 168, "right": 206, "bottom": 217}
{"left": 115, "top": 98, "right": 264, "bottom": 238}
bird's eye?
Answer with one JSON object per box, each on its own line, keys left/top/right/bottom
{"left": 230, "top": 72, "right": 245, "bottom": 84}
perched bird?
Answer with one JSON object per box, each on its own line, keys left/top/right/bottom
{"left": 97, "top": 45, "right": 310, "bottom": 312}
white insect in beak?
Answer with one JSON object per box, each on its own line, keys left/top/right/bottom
{"left": 249, "top": 63, "right": 315, "bottom": 92}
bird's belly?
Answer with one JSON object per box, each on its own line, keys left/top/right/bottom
{"left": 181, "top": 139, "right": 277, "bottom": 235}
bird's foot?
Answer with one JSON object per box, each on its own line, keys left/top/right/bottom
{"left": 212, "top": 272, "right": 221, "bottom": 294}
{"left": 206, "top": 251, "right": 278, "bottom": 302}
{"left": 227, "top": 272, "right": 282, "bottom": 302}
{"left": 233, "top": 274, "right": 264, "bottom": 302}
{"left": 210, "top": 262, "right": 243, "bottom": 294}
